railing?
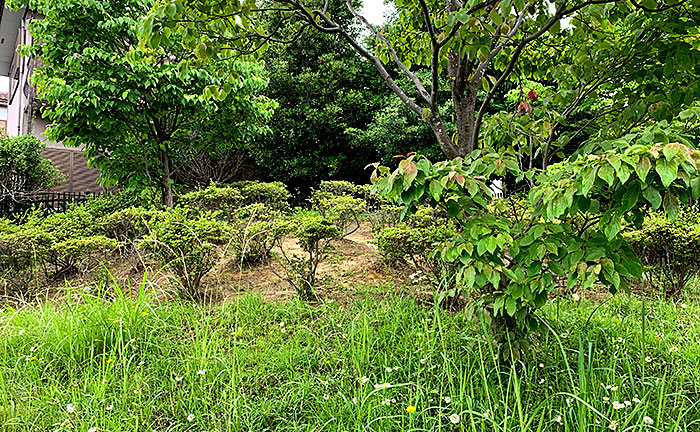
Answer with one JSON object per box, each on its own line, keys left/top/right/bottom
{"left": 0, "top": 191, "right": 100, "bottom": 216}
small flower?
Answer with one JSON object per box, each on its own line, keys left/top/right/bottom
{"left": 448, "top": 413, "right": 460, "bottom": 424}
{"left": 643, "top": 416, "right": 654, "bottom": 425}
{"left": 323, "top": 394, "right": 329, "bottom": 400}
{"left": 279, "top": 321, "right": 285, "bottom": 327}
{"left": 18, "top": 329, "right": 25, "bottom": 335}
{"left": 538, "top": 378, "right": 545, "bottom": 384}
{"left": 352, "top": 397, "right": 358, "bottom": 404}
{"left": 566, "top": 398, "right": 573, "bottom": 406}
{"left": 617, "top": 337, "right": 623, "bottom": 343}
{"left": 66, "top": 404, "right": 76, "bottom": 413}
{"left": 608, "top": 420, "right": 618, "bottom": 430}
{"left": 361, "top": 376, "right": 370, "bottom": 384}
{"left": 633, "top": 397, "right": 641, "bottom": 403}
{"left": 611, "top": 385, "right": 618, "bottom": 391}
{"left": 444, "top": 397, "right": 451, "bottom": 404}
{"left": 670, "top": 346, "right": 679, "bottom": 353}
{"left": 603, "top": 397, "right": 609, "bottom": 401}
{"left": 187, "top": 413, "right": 195, "bottom": 422}
{"left": 374, "top": 383, "right": 391, "bottom": 390}
{"left": 645, "top": 356, "right": 652, "bottom": 363}
{"left": 406, "top": 405, "right": 416, "bottom": 413}
{"left": 538, "top": 363, "right": 544, "bottom": 368}
{"left": 175, "top": 376, "right": 183, "bottom": 382}
{"left": 88, "top": 427, "right": 97, "bottom": 432}
{"left": 197, "top": 369, "right": 207, "bottom": 375}
{"left": 105, "top": 405, "right": 113, "bottom": 411}
{"left": 419, "top": 358, "right": 427, "bottom": 365}
{"left": 280, "top": 327, "right": 287, "bottom": 333}
{"left": 624, "top": 400, "right": 632, "bottom": 407}
{"left": 554, "top": 415, "right": 563, "bottom": 425}
{"left": 572, "top": 293, "right": 580, "bottom": 301}
{"left": 141, "top": 312, "right": 148, "bottom": 316}
{"left": 385, "top": 367, "right": 393, "bottom": 372}
{"left": 483, "top": 409, "right": 490, "bottom": 418}
{"left": 681, "top": 303, "right": 687, "bottom": 309}
{"left": 612, "top": 401, "right": 624, "bottom": 410}
{"left": 29, "top": 346, "right": 37, "bottom": 352}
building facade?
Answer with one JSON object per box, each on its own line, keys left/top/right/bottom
{"left": 0, "top": 5, "right": 102, "bottom": 193}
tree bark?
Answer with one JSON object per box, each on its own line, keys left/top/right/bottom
{"left": 159, "top": 145, "right": 174, "bottom": 208}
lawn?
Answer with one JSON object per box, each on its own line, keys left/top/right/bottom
{"left": 1, "top": 284, "right": 698, "bottom": 431}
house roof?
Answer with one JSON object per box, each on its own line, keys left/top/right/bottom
{"left": 0, "top": 4, "right": 24, "bottom": 76}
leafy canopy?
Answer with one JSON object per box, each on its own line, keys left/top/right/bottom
{"left": 11, "top": 0, "right": 275, "bottom": 206}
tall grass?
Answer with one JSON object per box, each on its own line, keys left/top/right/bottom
{"left": 1, "top": 287, "right": 699, "bottom": 431}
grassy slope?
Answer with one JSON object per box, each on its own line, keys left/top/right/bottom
{"left": 1, "top": 287, "right": 699, "bottom": 431}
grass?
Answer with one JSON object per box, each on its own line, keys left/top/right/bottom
{"left": 1, "top": 284, "right": 700, "bottom": 431}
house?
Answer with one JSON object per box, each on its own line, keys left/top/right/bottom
{"left": 0, "top": 5, "right": 102, "bottom": 193}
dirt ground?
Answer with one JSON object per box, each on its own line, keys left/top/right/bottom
{"left": 211, "top": 221, "right": 407, "bottom": 304}
{"left": 32, "top": 221, "right": 637, "bottom": 306}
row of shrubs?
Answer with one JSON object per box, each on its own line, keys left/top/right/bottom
{"left": 1, "top": 179, "right": 697, "bottom": 303}
{"left": 0, "top": 181, "right": 402, "bottom": 301}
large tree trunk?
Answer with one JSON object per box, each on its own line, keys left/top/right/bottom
{"left": 159, "top": 146, "right": 174, "bottom": 209}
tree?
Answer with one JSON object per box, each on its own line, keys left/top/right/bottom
{"left": 371, "top": 121, "right": 700, "bottom": 334}
{"left": 12, "top": 0, "right": 275, "bottom": 207}
{"left": 249, "top": 25, "right": 389, "bottom": 194}
{"left": 140, "top": 0, "right": 700, "bottom": 163}
{"left": 0, "top": 135, "right": 62, "bottom": 198}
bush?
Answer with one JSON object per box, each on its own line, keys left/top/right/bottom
{"left": 230, "top": 218, "right": 290, "bottom": 265}
{"left": 309, "top": 183, "right": 367, "bottom": 236}
{"left": 140, "top": 209, "right": 232, "bottom": 300}
{"left": 374, "top": 207, "right": 460, "bottom": 306}
{"left": 624, "top": 207, "right": 700, "bottom": 299}
{"left": 0, "top": 209, "right": 119, "bottom": 299}
{"left": 0, "top": 135, "right": 63, "bottom": 198}
{"left": 178, "top": 181, "right": 290, "bottom": 221}
{"left": 78, "top": 190, "right": 148, "bottom": 220}
{"left": 6, "top": 208, "right": 116, "bottom": 276}
{"left": 270, "top": 214, "right": 341, "bottom": 300}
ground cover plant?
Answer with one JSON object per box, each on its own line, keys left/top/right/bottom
{"left": 1, "top": 289, "right": 699, "bottom": 431}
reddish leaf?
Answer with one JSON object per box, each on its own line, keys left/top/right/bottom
{"left": 527, "top": 89, "right": 538, "bottom": 102}
{"left": 517, "top": 101, "right": 532, "bottom": 116}
{"left": 399, "top": 160, "right": 418, "bottom": 182}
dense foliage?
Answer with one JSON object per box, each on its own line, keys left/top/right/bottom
{"left": 372, "top": 124, "right": 700, "bottom": 334}
{"left": 11, "top": 0, "right": 275, "bottom": 207}
{"left": 142, "top": 0, "right": 700, "bottom": 171}
{"left": 0, "top": 135, "right": 62, "bottom": 198}
{"left": 625, "top": 207, "right": 700, "bottom": 299}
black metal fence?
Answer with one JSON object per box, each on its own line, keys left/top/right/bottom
{"left": 0, "top": 191, "right": 101, "bottom": 217}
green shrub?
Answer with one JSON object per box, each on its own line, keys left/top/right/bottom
{"left": 178, "top": 181, "right": 290, "bottom": 221}
{"left": 374, "top": 207, "right": 460, "bottom": 306}
{"left": 2, "top": 208, "right": 117, "bottom": 277}
{"left": 102, "top": 206, "right": 160, "bottom": 243}
{"left": 140, "top": 209, "right": 232, "bottom": 300}
{"left": 78, "top": 190, "right": 148, "bottom": 219}
{"left": 624, "top": 207, "right": 700, "bottom": 299}
{"left": 230, "top": 218, "right": 290, "bottom": 265}
{"left": 0, "top": 209, "right": 119, "bottom": 299}
{"left": 309, "top": 185, "right": 367, "bottom": 236}
{"left": 270, "top": 214, "right": 341, "bottom": 300}
{"left": 0, "top": 135, "right": 63, "bottom": 198}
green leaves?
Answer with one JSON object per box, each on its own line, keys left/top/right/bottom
{"left": 656, "top": 157, "right": 679, "bottom": 188}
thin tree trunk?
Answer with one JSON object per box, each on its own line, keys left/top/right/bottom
{"left": 159, "top": 146, "right": 174, "bottom": 208}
